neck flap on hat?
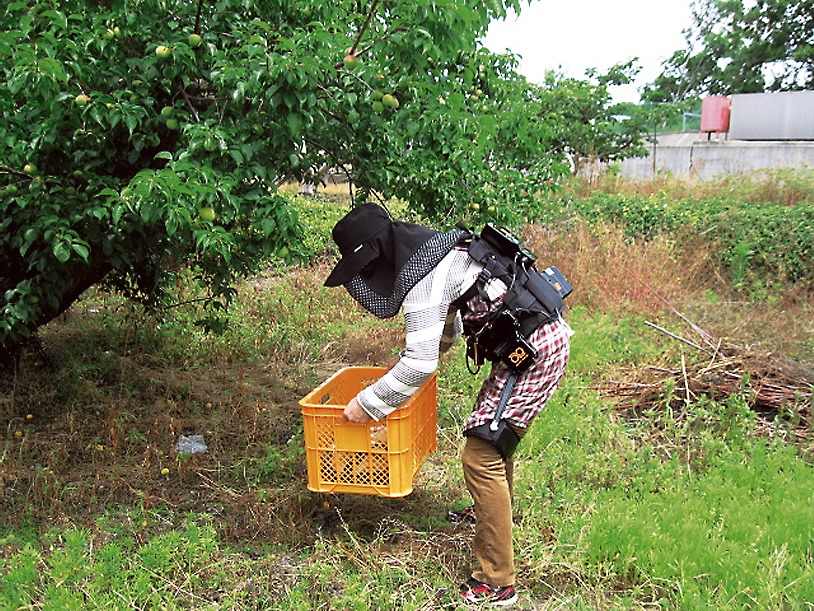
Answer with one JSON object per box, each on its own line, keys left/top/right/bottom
{"left": 345, "top": 228, "right": 465, "bottom": 319}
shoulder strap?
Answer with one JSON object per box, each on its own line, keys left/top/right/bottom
{"left": 453, "top": 223, "right": 571, "bottom": 323}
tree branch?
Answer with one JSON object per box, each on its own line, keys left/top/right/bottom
{"left": 351, "top": 0, "right": 381, "bottom": 55}
{"left": 194, "top": 0, "right": 205, "bottom": 34}
{"left": 0, "top": 165, "right": 33, "bottom": 178}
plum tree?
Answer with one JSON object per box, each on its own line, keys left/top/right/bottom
{"left": 0, "top": 0, "right": 644, "bottom": 356}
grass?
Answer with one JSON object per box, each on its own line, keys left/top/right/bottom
{"left": 1, "top": 178, "right": 813, "bottom": 609}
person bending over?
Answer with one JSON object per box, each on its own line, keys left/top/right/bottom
{"left": 324, "top": 203, "right": 571, "bottom": 607}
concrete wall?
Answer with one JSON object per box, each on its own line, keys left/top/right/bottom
{"left": 616, "top": 132, "right": 814, "bottom": 180}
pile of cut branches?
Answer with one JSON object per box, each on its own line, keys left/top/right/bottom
{"left": 595, "top": 313, "right": 813, "bottom": 442}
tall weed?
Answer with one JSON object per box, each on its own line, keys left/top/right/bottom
{"left": 524, "top": 221, "right": 724, "bottom": 316}
{"left": 569, "top": 167, "right": 814, "bottom": 206}
{"left": 554, "top": 176, "right": 814, "bottom": 292}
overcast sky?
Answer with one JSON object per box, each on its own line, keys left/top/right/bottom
{"left": 481, "top": 0, "right": 694, "bottom": 103}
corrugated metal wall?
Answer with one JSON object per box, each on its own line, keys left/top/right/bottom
{"left": 730, "top": 91, "right": 814, "bottom": 141}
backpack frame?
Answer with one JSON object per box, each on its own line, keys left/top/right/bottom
{"left": 455, "top": 223, "right": 572, "bottom": 373}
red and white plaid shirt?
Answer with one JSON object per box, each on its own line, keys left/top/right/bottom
{"left": 357, "top": 245, "right": 571, "bottom": 430}
{"left": 463, "top": 316, "right": 571, "bottom": 431}
{"left": 460, "top": 274, "right": 571, "bottom": 431}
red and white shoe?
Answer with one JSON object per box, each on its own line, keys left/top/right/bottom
{"left": 459, "top": 576, "right": 518, "bottom": 606}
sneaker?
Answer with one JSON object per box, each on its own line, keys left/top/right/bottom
{"left": 448, "top": 505, "right": 476, "bottom": 524}
{"left": 459, "top": 576, "right": 518, "bottom": 606}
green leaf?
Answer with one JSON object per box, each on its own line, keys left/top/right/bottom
{"left": 53, "top": 241, "right": 71, "bottom": 263}
{"left": 229, "top": 149, "right": 244, "bottom": 165}
{"left": 286, "top": 112, "right": 303, "bottom": 136}
{"left": 37, "top": 57, "right": 67, "bottom": 83}
{"left": 71, "top": 242, "right": 90, "bottom": 262}
{"left": 40, "top": 10, "right": 68, "bottom": 30}
{"left": 260, "top": 217, "right": 275, "bottom": 235}
{"left": 124, "top": 113, "right": 138, "bottom": 136}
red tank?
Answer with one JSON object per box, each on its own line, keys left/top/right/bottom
{"left": 700, "top": 96, "right": 731, "bottom": 133}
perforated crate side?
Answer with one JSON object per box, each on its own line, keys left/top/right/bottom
{"left": 300, "top": 367, "right": 437, "bottom": 497}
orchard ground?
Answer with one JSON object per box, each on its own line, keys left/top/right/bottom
{"left": 1, "top": 182, "right": 812, "bottom": 609}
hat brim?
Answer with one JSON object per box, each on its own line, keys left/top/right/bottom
{"left": 323, "top": 241, "right": 381, "bottom": 287}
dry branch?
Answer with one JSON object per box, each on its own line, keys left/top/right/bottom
{"left": 595, "top": 315, "right": 813, "bottom": 442}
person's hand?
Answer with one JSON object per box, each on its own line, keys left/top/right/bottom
{"left": 342, "top": 397, "right": 372, "bottom": 424}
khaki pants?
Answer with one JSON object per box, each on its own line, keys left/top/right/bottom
{"left": 461, "top": 428, "right": 525, "bottom": 587}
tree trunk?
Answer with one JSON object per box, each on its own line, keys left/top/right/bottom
{"left": 1, "top": 259, "right": 112, "bottom": 372}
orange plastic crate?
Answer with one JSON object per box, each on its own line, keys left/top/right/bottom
{"left": 300, "top": 366, "right": 437, "bottom": 497}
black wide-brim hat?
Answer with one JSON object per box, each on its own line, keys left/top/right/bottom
{"left": 323, "top": 203, "right": 391, "bottom": 288}
{"left": 324, "top": 203, "right": 465, "bottom": 318}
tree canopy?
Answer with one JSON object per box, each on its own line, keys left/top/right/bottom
{"left": 646, "top": 0, "right": 814, "bottom": 102}
{"left": 1, "top": 0, "right": 646, "bottom": 353}
{"left": 536, "top": 62, "right": 649, "bottom": 171}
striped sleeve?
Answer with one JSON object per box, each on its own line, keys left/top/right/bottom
{"left": 356, "top": 248, "right": 479, "bottom": 420}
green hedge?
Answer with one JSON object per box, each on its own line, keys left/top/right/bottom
{"left": 557, "top": 193, "right": 814, "bottom": 289}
